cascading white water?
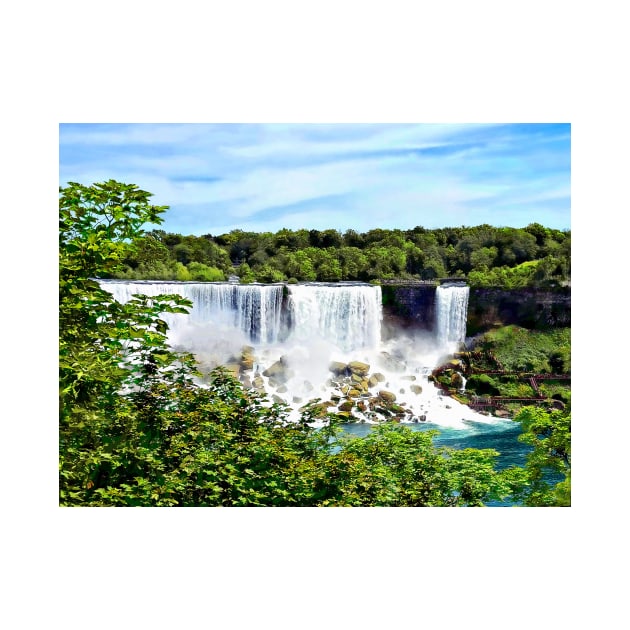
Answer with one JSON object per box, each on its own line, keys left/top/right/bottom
{"left": 435, "top": 284, "right": 470, "bottom": 349}
{"left": 100, "top": 281, "right": 285, "bottom": 344}
{"left": 286, "top": 283, "right": 382, "bottom": 352}
{"left": 100, "top": 279, "right": 496, "bottom": 429}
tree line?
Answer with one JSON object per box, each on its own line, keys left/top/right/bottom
{"left": 60, "top": 181, "right": 570, "bottom": 506}
{"left": 113, "top": 222, "right": 570, "bottom": 289}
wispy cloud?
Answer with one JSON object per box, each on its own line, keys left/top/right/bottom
{"left": 59, "top": 123, "right": 570, "bottom": 234}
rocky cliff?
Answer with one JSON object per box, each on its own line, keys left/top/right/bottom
{"left": 381, "top": 284, "right": 570, "bottom": 335}
{"left": 381, "top": 284, "right": 436, "bottom": 337}
{"left": 466, "top": 287, "right": 571, "bottom": 333}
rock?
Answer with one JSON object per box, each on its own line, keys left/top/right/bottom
{"left": 329, "top": 361, "right": 348, "bottom": 376}
{"left": 410, "top": 385, "right": 423, "bottom": 395}
{"left": 336, "top": 411, "right": 353, "bottom": 421}
{"left": 351, "top": 373, "right": 364, "bottom": 384}
{"left": 240, "top": 345, "right": 256, "bottom": 371}
{"left": 300, "top": 401, "right": 332, "bottom": 418}
{"left": 368, "top": 375, "right": 380, "bottom": 388}
{"left": 379, "top": 352, "right": 405, "bottom": 372}
{"left": 276, "top": 385, "right": 288, "bottom": 393}
{"left": 356, "top": 401, "right": 367, "bottom": 412}
{"left": 338, "top": 400, "right": 354, "bottom": 412}
{"left": 378, "top": 390, "right": 397, "bottom": 403}
{"left": 262, "top": 359, "right": 292, "bottom": 383}
{"left": 272, "top": 394, "right": 285, "bottom": 404}
{"left": 223, "top": 363, "right": 241, "bottom": 378}
{"left": 240, "top": 356, "right": 255, "bottom": 371}
{"left": 303, "top": 380, "right": 314, "bottom": 392}
{"left": 293, "top": 396, "right": 303, "bottom": 404}
{"left": 399, "top": 388, "right": 405, "bottom": 394}
{"left": 402, "top": 375, "right": 417, "bottom": 381}
{"left": 372, "top": 372, "right": 386, "bottom": 382}
{"left": 451, "top": 373, "right": 464, "bottom": 389}
{"left": 374, "top": 406, "right": 393, "bottom": 417}
{"left": 348, "top": 361, "right": 370, "bottom": 376}
{"left": 348, "top": 389, "right": 361, "bottom": 398}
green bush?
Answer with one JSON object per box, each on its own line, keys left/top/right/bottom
{"left": 187, "top": 262, "right": 225, "bottom": 281}
{"left": 466, "top": 374, "right": 500, "bottom": 395}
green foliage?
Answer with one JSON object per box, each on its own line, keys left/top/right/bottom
{"left": 466, "top": 374, "right": 501, "bottom": 396}
{"left": 323, "top": 424, "right": 521, "bottom": 506}
{"left": 477, "top": 326, "right": 571, "bottom": 374}
{"left": 253, "top": 263, "right": 286, "bottom": 283}
{"left": 468, "top": 262, "right": 536, "bottom": 289}
{"left": 512, "top": 407, "right": 571, "bottom": 506}
{"left": 187, "top": 262, "right": 225, "bottom": 281}
{"left": 284, "top": 250, "right": 317, "bottom": 281}
{"left": 59, "top": 181, "right": 199, "bottom": 504}
{"left": 235, "top": 262, "right": 256, "bottom": 283}
{"left": 110, "top": 222, "right": 569, "bottom": 286}
{"left": 175, "top": 261, "right": 192, "bottom": 281}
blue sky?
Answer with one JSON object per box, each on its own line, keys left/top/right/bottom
{"left": 59, "top": 123, "right": 570, "bottom": 236}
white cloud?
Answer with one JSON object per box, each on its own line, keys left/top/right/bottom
{"left": 59, "top": 123, "right": 571, "bottom": 234}
{"left": 59, "top": 124, "right": 208, "bottom": 146}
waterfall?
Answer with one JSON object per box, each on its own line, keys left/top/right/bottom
{"left": 99, "top": 281, "right": 382, "bottom": 351}
{"left": 98, "top": 279, "right": 494, "bottom": 429}
{"left": 286, "top": 283, "right": 382, "bottom": 352}
{"left": 435, "top": 284, "right": 470, "bottom": 347}
{"left": 100, "top": 281, "right": 285, "bottom": 344}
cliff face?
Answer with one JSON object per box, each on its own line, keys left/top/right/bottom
{"left": 381, "top": 285, "right": 436, "bottom": 333}
{"left": 466, "top": 287, "right": 571, "bottom": 334}
{"left": 381, "top": 284, "right": 571, "bottom": 335}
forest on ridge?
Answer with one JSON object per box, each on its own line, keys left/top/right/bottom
{"left": 113, "top": 222, "right": 570, "bottom": 289}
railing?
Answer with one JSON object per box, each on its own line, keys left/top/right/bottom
{"left": 379, "top": 279, "right": 438, "bottom": 286}
{"left": 379, "top": 278, "right": 468, "bottom": 286}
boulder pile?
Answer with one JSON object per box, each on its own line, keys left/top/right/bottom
{"left": 205, "top": 347, "right": 429, "bottom": 424}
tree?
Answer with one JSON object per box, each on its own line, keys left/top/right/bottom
{"left": 320, "top": 424, "right": 521, "bottom": 506}
{"left": 364, "top": 246, "right": 406, "bottom": 279}
{"left": 187, "top": 262, "right": 225, "bottom": 281}
{"left": 123, "top": 234, "right": 173, "bottom": 271}
{"left": 338, "top": 247, "right": 369, "bottom": 281}
{"left": 314, "top": 249, "right": 342, "bottom": 281}
{"left": 59, "top": 181, "right": 197, "bottom": 504}
{"left": 421, "top": 254, "right": 446, "bottom": 280}
{"left": 512, "top": 406, "right": 571, "bottom": 506}
{"left": 235, "top": 262, "right": 256, "bottom": 283}
{"left": 284, "top": 250, "right": 317, "bottom": 281}
{"left": 470, "top": 246, "right": 498, "bottom": 272}
{"left": 253, "top": 263, "right": 285, "bottom": 283}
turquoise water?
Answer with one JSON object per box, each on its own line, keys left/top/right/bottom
{"left": 340, "top": 418, "right": 526, "bottom": 466}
